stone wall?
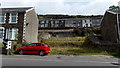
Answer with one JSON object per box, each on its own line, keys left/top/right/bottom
{"left": 101, "top": 11, "right": 118, "bottom": 43}
{"left": 38, "top": 32, "right": 75, "bottom": 41}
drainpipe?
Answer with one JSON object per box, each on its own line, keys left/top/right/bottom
{"left": 117, "top": 8, "right": 120, "bottom": 43}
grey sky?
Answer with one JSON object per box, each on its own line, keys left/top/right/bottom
{"left": 0, "top": 0, "right": 119, "bottom": 15}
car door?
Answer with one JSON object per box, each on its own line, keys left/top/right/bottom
{"left": 25, "top": 43, "right": 35, "bottom": 54}
{"left": 22, "top": 45, "right": 29, "bottom": 53}
{"left": 31, "top": 43, "right": 38, "bottom": 54}
{"left": 39, "top": 43, "right": 45, "bottom": 51}
{"left": 34, "top": 43, "right": 44, "bottom": 54}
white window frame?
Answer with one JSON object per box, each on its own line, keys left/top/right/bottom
{"left": 40, "top": 21, "right": 45, "bottom": 27}
{"left": 6, "top": 28, "right": 18, "bottom": 40}
{"left": 9, "top": 13, "right": 18, "bottom": 23}
{"left": 0, "top": 13, "right": 6, "bottom": 24}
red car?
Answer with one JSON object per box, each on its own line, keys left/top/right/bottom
{"left": 17, "top": 43, "right": 50, "bottom": 56}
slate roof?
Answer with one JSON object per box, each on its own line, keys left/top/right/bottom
{"left": 1, "top": 7, "right": 33, "bottom": 13}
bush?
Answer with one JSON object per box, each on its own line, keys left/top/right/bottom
{"left": 92, "top": 29, "right": 101, "bottom": 35}
{"left": 85, "top": 29, "right": 94, "bottom": 36}
{"left": 11, "top": 41, "right": 29, "bottom": 54}
{"left": 74, "top": 28, "right": 85, "bottom": 36}
{"left": 74, "top": 27, "right": 101, "bottom": 36}
{"left": 21, "top": 42, "right": 29, "bottom": 46}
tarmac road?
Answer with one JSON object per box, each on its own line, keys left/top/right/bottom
{"left": 1, "top": 54, "right": 119, "bottom": 66}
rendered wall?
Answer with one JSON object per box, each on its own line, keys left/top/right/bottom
{"left": 24, "top": 9, "right": 38, "bottom": 43}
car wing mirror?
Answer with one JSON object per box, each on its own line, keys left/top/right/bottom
{"left": 26, "top": 45, "right": 29, "bottom": 47}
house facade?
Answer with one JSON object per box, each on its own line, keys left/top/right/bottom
{"left": 101, "top": 9, "right": 120, "bottom": 43}
{"left": 0, "top": 7, "right": 38, "bottom": 43}
{"left": 39, "top": 18, "right": 102, "bottom": 29}
{"left": 38, "top": 17, "right": 102, "bottom": 39}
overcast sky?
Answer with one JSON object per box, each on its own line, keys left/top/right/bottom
{"left": 1, "top": 0, "right": 120, "bottom": 15}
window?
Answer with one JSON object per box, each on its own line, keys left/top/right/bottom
{"left": 78, "top": 23, "right": 80, "bottom": 27}
{"left": 40, "top": 21, "right": 45, "bottom": 27}
{"left": 65, "top": 24, "right": 68, "bottom": 27}
{"left": 10, "top": 13, "right": 17, "bottom": 23}
{"left": 45, "top": 21, "right": 48, "bottom": 27}
{"left": 90, "top": 24, "right": 92, "bottom": 27}
{"left": 84, "top": 20, "right": 86, "bottom": 23}
{"left": 73, "top": 23, "right": 76, "bottom": 27}
{"left": 90, "top": 20, "right": 92, "bottom": 22}
{"left": 97, "top": 20, "right": 100, "bottom": 22}
{"left": 36, "top": 43, "right": 43, "bottom": 46}
{"left": 45, "top": 44, "right": 49, "bottom": 47}
{"left": 55, "top": 21, "right": 59, "bottom": 27}
{"left": 61, "top": 21, "right": 64, "bottom": 23}
{"left": 67, "top": 21, "right": 71, "bottom": 27}
{"left": 6, "top": 28, "right": 18, "bottom": 40}
{"left": 0, "top": 27, "right": 4, "bottom": 39}
{"left": 29, "top": 44, "right": 36, "bottom": 46}
{"left": 0, "top": 14, "right": 5, "bottom": 24}
{"left": 86, "top": 24, "right": 88, "bottom": 27}
{"left": 51, "top": 21, "right": 54, "bottom": 27}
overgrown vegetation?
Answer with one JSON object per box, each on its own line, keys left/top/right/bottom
{"left": 50, "top": 46, "right": 108, "bottom": 55}
{"left": 73, "top": 27, "right": 101, "bottom": 36}
{"left": 0, "top": 44, "right": 4, "bottom": 48}
{"left": 74, "top": 28, "right": 85, "bottom": 36}
{"left": 42, "top": 36, "right": 120, "bottom": 58}
{"left": 99, "top": 43, "right": 120, "bottom": 58}
{"left": 43, "top": 37, "right": 85, "bottom": 47}
{"left": 42, "top": 37, "right": 108, "bottom": 55}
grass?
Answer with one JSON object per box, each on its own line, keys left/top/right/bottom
{"left": 109, "top": 52, "right": 120, "bottom": 58}
{"left": 43, "top": 37, "right": 111, "bottom": 56}
{"left": 49, "top": 46, "right": 109, "bottom": 55}
{"left": 46, "top": 37, "right": 86, "bottom": 41}
{"left": 43, "top": 37, "right": 120, "bottom": 58}
{"left": 0, "top": 44, "right": 4, "bottom": 48}
{"left": 43, "top": 37, "right": 86, "bottom": 47}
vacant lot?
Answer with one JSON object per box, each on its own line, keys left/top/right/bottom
{"left": 43, "top": 37, "right": 109, "bottom": 55}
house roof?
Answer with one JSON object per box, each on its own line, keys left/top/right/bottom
{"left": 1, "top": 7, "right": 33, "bottom": 13}
{"left": 39, "top": 17, "right": 102, "bottom": 21}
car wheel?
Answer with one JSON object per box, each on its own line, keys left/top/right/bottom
{"left": 19, "top": 50, "right": 24, "bottom": 55}
{"left": 39, "top": 51, "right": 45, "bottom": 56}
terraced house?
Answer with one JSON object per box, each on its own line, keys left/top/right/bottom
{"left": 0, "top": 7, "right": 38, "bottom": 43}
{"left": 38, "top": 17, "right": 102, "bottom": 38}
{"left": 39, "top": 18, "right": 102, "bottom": 29}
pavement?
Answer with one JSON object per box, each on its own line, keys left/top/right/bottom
{"left": 1, "top": 54, "right": 120, "bottom": 66}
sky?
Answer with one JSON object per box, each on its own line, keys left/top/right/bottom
{"left": 0, "top": 0, "right": 120, "bottom": 15}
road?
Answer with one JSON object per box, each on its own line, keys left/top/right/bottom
{"left": 1, "top": 54, "right": 119, "bottom": 66}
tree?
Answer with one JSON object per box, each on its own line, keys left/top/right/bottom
{"left": 109, "top": 5, "right": 119, "bottom": 10}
